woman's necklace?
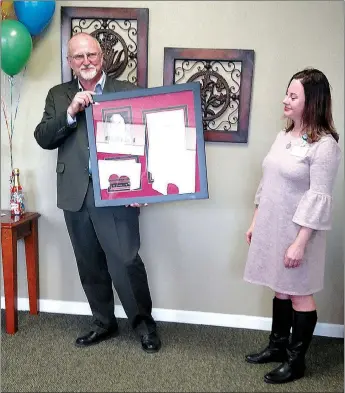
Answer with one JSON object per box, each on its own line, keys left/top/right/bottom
{"left": 286, "top": 133, "right": 308, "bottom": 149}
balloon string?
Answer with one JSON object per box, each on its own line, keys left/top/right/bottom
{"left": 9, "top": 76, "right": 13, "bottom": 139}
{"left": 1, "top": 96, "right": 12, "bottom": 172}
{"left": 1, "top": 97, "right": 10, "bottom": 138}
{"left": 9, "top": 75, "right": 14, "bottom": 171}
{"left": 13, "top": 66, "right": 26, "bottom": 132}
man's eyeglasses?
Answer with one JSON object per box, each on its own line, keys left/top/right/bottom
{"left": 69, "top": 52, "right": 101, "bottom": 63}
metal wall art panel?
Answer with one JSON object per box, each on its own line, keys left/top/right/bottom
{"left": 61, "top": 7, "right": 149, "bottom": 87}
{"left": 164, "top": 48, "right": 255, "bottom": 143}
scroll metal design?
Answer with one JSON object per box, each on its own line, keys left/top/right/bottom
{"left": 174, "top": 60, "right": 242, "bottom": 132}
{"left": 71, "top": 18, "right": 138, "bottom": 84}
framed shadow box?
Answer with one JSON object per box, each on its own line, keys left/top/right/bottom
{"left": 85, "top": 82, "right": 209, "bottom": 207}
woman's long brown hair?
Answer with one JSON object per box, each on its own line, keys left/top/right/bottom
{"left": 285, "top": 68, "right": 339, "bottom": 143}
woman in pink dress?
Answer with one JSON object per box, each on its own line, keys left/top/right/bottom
{"left": 243, "top": 68, "right": 341, "bottom": 384}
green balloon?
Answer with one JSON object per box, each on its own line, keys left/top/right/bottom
{"left": 1, "top": 19, "right": 33, "bottom": 76}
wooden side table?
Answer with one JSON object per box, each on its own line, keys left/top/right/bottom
{"left": 1, "top": 210, "right": 40, "bottom": 334}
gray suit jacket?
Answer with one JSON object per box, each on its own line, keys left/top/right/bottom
{"left": 34, "top": 75, "right": 139, "bottom": 216}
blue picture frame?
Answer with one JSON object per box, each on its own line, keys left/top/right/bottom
{"left": 85, "top": 82, "right": 209, "bottom": 207}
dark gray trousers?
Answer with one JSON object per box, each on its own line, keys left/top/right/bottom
{"left": 63, "top": 179, "right": 156, "bottom": 336}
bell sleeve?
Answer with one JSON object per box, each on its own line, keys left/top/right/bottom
{"left": 292, "top": 137, "right": 341, "bottom": 230}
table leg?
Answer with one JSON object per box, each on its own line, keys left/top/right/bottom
{"left": 1, "top": 228, "right": 18, "bottom": 334}
{"left": 24, "top": 218, "right": 39, "bottom": 315}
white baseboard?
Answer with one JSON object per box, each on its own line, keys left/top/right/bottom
{"left": 1, "top": 297, "right": 343, "bottom": 338}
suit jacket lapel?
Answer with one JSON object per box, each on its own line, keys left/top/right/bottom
{"left": 66, "top": 79, "right": 79, "bottom": 103}
{"left": 102, "top": 75, "right": 116, "bottom": 94}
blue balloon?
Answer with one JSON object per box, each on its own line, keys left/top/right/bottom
{"left": 14, "top": 1, "right": 55, "bottom": 36}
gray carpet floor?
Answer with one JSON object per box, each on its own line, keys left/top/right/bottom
{"left": 1, "top": 311, "right": 343, "bottom": 392}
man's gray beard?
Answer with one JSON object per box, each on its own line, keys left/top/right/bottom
{"left": 80, "top": 68, "right": 97, "bottom": 80}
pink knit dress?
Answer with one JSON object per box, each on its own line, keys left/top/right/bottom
{"left": 244, "top": 131, "right": 341, "bottom": 295}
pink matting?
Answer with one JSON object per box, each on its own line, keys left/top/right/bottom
{"left": 91, "top": 90, "right": 200, "bottom": 201}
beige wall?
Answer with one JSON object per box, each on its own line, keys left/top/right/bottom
{"left": 1, "top": 1, "right": 344, "bottom": 324}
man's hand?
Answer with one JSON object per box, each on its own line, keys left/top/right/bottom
{"left": 126, "top": 203, "right": 148, "bottom": 208}
{"left": 67, "top": 91, "right": 95, "bottom": 118}
{"left": 284, "top": 242, "right": 305, "bottom": 268}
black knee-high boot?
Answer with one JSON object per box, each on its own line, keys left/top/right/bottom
{"left": 264, "top": 309, "right": 318, "bottom": 384}
{"left": 246, "top": 297, "right": 293, "bottom": 364}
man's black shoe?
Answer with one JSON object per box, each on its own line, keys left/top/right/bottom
{"left": 75, "top": 329, "right": 118, "bottom": 347}
{"left": 141, "top": 331, "right": 161, "bottom": 353}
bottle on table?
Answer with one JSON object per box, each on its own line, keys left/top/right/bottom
{"left": 10, "top": 168, "right": 25, "bottom": 218}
